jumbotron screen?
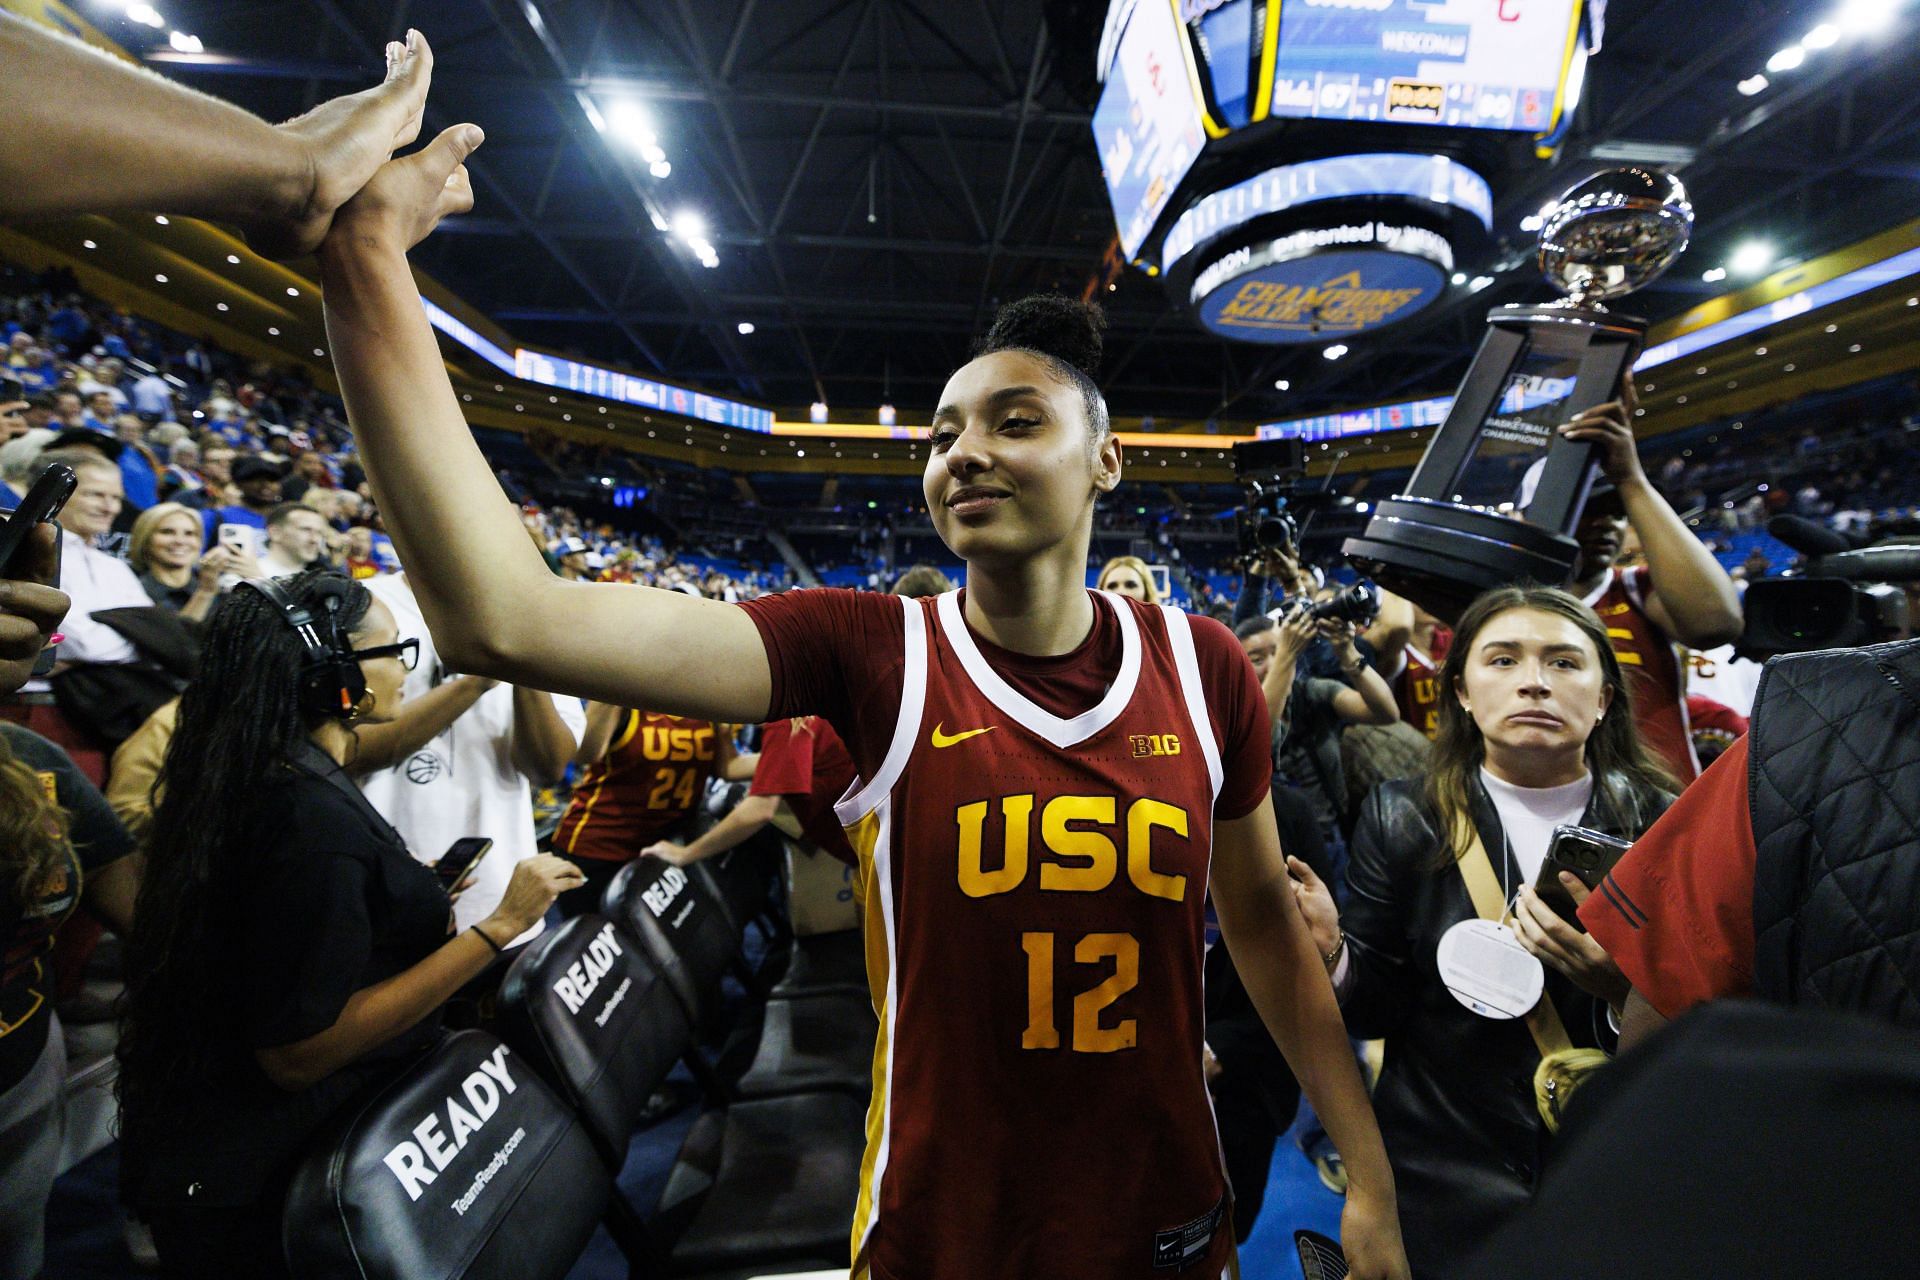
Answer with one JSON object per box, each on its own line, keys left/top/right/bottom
{"left": 1263, "top": 0, "right": 1585, "bottom": 133}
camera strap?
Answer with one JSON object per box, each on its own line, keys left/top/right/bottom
{"left": 1451, "top": 816, "right": 1573, "bottom": 1058}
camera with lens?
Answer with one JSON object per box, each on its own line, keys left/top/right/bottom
{"left": 1306, "top": 582, "right": 1381, "bottom": 629}
{"left": 1231, "top": 438, "right": 1307, "bottom": 566}
{"left": 1740, "top": 516, "right": 1920, "bottom": 657}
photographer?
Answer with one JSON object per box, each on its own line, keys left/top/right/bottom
{"left": 117, "top": 569, "right": 582, "bottom": 1276}
{"left": 1289, "top": 586, "right": 1675, "bottom": 1276}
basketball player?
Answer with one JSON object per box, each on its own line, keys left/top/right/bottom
{"left": 314, "top": 115, "right": 1407, "bottom": 1280}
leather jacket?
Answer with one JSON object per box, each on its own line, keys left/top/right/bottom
{"left": 1339, "top": 771, "right": 1672, "bottom": 1278}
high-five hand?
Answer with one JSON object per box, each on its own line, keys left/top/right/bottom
{"left": 324, "top": 113, "right": 483, "bottom": 256}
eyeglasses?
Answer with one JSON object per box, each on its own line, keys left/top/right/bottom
{"left": 350, "top": 637, "right": 420, "bottom": 671}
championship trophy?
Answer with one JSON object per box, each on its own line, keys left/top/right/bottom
{"left": 1344, "top": 168, "right": 1693, "bottom": 622}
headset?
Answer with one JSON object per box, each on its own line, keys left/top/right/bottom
{"left": 238, "top": 574, "right": 366, "bottom": 720}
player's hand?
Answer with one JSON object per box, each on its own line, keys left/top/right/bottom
{"left": 1286, "top": 855, "right": 1342, "bottom": 961}
{"left": 641, "top": 840, "right": 695, "bottom": 866}
{"left": 482, "top": 854, "right": 585, "bottom": 938}
{"left": 1512, "top": 881, "right": 1629, "bottom": 1007}
{"left": 1557, "top": 374, "right": 1645, "bottom": 487}
{"left": 1340, "top": 1187, "right": 1412, "bottom": 1280}
{"left": 0, "top": 523, "right": 70, "bottom": 695}
{"left": 323, "top": 107, "right": 482, "bottom": 258}
{"left": 246, "top": 30, "right": 435, "bottom": 258}
{"left": 196, "top": 545, "right": 237, "bottom": 590}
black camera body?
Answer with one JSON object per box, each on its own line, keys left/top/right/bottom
{"left": 1231, "top": 438, "right": 1307, "bottom": 566}
{"left": 1307, "top": 582, "right": 1381, "bottom": 629}
{"left": 1741, "top": 518, "right": 1920, "bottom": 658}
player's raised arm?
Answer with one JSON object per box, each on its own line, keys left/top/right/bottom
{"left": 316, "top": 111, "right": 771, "bottom": 724}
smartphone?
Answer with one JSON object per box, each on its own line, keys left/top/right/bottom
{"left": 1295, "top": 1229, "right": 1350, "bottom": 1280}
{"left": 434, "top": 837, "right": 494, "bottom": 890}
{"left": 217, "top": 522, "right": 257, "bottom": 557}
{"left": 1533, "top": 825, "right": 1634, "bottom": 922}
{"left": 0, "top": 463, "right": 76, "bottom": 575}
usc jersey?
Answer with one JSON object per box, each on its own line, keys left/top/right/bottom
{"left": 1582, "top": 567, "right": 1699, "bottom": 782}
{"left": 1395, "top": 643, "right": 1444, "bottom": 740}
{"left": 554, "top": 711, "right": 723, "bottom": 860}
{"left": 830, "top": 591, "right": 1239, "bottom": 1280}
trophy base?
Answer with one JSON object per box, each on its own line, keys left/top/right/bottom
{"left": 1342, "top": 497, "right": 1580, "bottom": 625}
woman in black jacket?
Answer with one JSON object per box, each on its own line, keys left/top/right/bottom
{"left": 116, "top": 569, "right": 583, "bottom": 1279}
{"left": 1290, "top": 585, "right": 1676, "bottom": 1277}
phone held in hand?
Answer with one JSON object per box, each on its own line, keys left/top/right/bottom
{"left": 434, "top": 836, "right": 493, "bottom": 891}
{"left": 1533, "top": 825, "right": 1633, "bottom": 923}
{"left": 2, "top": 464, "right": 77, "bottom": 678}
{"left": 1296, "top": 1229, "right": 1350, "bottom": 1280}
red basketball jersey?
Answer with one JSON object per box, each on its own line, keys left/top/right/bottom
{"left": 1395, "top": 643, "right": 1444, "bottom": 740}
{"left": 1582, "top": 567, "right": 1699, "bottom": 782}
{"left": 555, "top": 711, "right": 722, "bottom": 860}
{"left": 835, "top": 591, "right": 1236, "bottom": 1280}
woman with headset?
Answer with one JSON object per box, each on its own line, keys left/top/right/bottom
{"left": 116, "top": 569, "right": 583, "bottom": 1278}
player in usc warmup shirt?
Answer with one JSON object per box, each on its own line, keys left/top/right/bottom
{"left": 320, "top": 153, "right": 1410, "bottom": 1280}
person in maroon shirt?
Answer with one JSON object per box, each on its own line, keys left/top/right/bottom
{"left": 641, "top": 715, "right": 860, "bottom": 869}
{"left": 317, "top": 133, "right": 1408, "bottom": 1280}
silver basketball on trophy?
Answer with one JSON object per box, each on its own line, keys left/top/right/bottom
{"left": 1536, "top": 168, "right": 1694, "bottom": 307}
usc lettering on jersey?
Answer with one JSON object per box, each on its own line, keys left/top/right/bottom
{"left": 836, "top": 591, "right": 1235, "bottom": 1280}
{"left": 1395, "top": 643, "right": 1443, "bottom": 740}
{"left": 1583, "top": 567, "right": 1699, "bottom": 782}
{"left": 556, "top": 712, "right": 721, "bottom": 860}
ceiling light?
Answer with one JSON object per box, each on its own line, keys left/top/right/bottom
{"left": 126, "top": 4, "right": 164, "bottom": 29}
{"left": 1849, "top": 343, "right": 1863, "bottom": 353}
{"left": 1274, "top": 379, "right": 1291, "bottom": 391}
{"left": 1729, "top": 241, "right": 1774, "bottom": 275}
{"left": 1803, "top": 22, "right": 1841, "bottom": 48}
{"left": 168, "top": 30, "right": 202, "bottom": 53}
{"left": 1837, "top": 0, "right": 1900, "bottom": 34}
{"left": 649, "top": 211, "right": 671, "bottom": 232}
{"left": 1825, "top": 323, "right": 1839, "bottom": 333}
{"left": 1450, "top": 272, "right": 1467, "bottom": 286}
{"left": 1766, "top": 46, "right": 1806, "bottom": 72}
{"left": 226, "top": 254, "right": 241, "bottom": 265}
{"left": 603, "top": 100, "right": 654, "bottom": 145}
{"left": 1323, "top": 344, "right": 1349, "bottom": 360}
{"left": 153, "top": 272, "right": 167, "bottom": 283}
{"left": 1702, "top": 266, "right": 1727, "bottom": 282}
{"left": 1737, "top": 74, "right": 1770, "bottom": 95}
{"left": 267, "top": 326, "right": 280, "bottom": 335}
{"left": 1469, "top": 275, "right": 1495, "bottom": 291}
{"left": 286, "top": 286, "right": 300, "bottom": 297}
{"left": 649, "top": 160, "right": 672, "bottom": 179}
{"left": 82, "top": 239, "right": 96, "bottom": 250}
{"left": 1756, "top": 346, "right": 1768, "bottom": 355}
{"left": 314, "top": 348, "right": 326, "bottom": 358}
{"left": 215, "top": 302, "right": 228, "bottom": 311}
{"left": 672, "top": 210, "right": 705, "bottom": 241}
{"left": 737, "top": 322, "right": 755, "bottom": 335}
{"left": 153, "top": 214, "right": 169, "bottom": 225}
{"left": 1519, "top": 214, "right": 1544, "bottom": 232}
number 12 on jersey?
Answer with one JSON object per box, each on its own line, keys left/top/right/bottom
{"left": 1020, "top": 931, "right": 1139, "bottom": 1053}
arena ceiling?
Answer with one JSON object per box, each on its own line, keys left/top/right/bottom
{"left": 98, "top": 0, "right": 1920, "bottom": 426}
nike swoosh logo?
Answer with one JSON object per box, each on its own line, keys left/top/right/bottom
{"left": 930, "top": 723, "right": 996, "bottom": 749}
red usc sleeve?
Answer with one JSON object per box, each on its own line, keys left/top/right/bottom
{"left": 750, "top": 718, "right": 819, "bottom": 798}
{"left": 752, "top": 716, "right": 860, "bottom": 866}
{"left": 1579, "top": 735, "right": 1759, "bottom": 1017}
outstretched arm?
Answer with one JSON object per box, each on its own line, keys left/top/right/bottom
{"left": 351, "top": 675, "right": 493, "bottom": 773}
{"left": 317, "top": 110, "right": 772, "bottom": 722}
{"left": 0, "top": 15, "right": 431, "bottom": 258}
{"left": 643, "top": 793, "right": 782, "bottom": 866}
{"left": 1212, "top": 798, "right": 1408, "bottom": 1280}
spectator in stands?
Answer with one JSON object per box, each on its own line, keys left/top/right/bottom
{"left": 1289, "top": 585, "right": 1675, "bottom": 1277}
{"left": 0, "top": 427, "right": 53, "bottom": 512}
{"left": 279, "top": 450, "right": 333, "bottom": 502}
{"left": 357, "top": 568, "right": 584, "bottom": 952}
{"left": 552, "top": 534, "right": 590, "bottom": 581}
{"left": 51, "top": 391, "right": 82, "bottom": 430}
{"left": 199, "top": 455, "right": 282, "bottom": 552}
{"left": 80, "top": 389, "right": 116, "bottom": 434}
{"left": 127, "top": 501, "right": 246, "bottom": 621}
{"left": 258, "top": 502, "right": 330, "bottom": 577}
{"left": 117, "top": 569, "right": 583, "bottom": 1276}
{"left": 112, "top": 414, "right": 160, "bottom": 511}
{"left": 1096, "top": 553, "right": 1160, "bottom": 603}
{"left": 0, "top": 723, "right": 137, "bottom": 1280}
{"left": 1554, "top": 381, "right": 1744, "bottom": 782}
{"left": 127, "top": 365, "right": 174, "bottom": 422}
{"left": 0, "top": 379, "right": 25, "bottom": 445}
{"left": 322, "top": 137, "right": 1408, "bottom": 1272}
{"left": 343, "top": 526, "right": 380, "bottom": 579}
{"left": 156, "top": 436, "right": 201, "bottom": 501}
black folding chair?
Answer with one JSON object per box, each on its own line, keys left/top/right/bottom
{"left": 498, "top": 913, "right": 865, "bottom": 1276}
{"left": 282, "top": 1030, "right": 609, "bottom": 1280}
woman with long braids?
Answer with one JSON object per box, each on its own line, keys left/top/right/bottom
{"left": 0, "top": 722, "right": 136, "bottom": 1279}
{"left": 117, "top": 568, "right": 582, "bottom": 1277}
{"left": 1290, "top": 586, "right": 1676, "bottom": 1276}
{"left": 311, "top": 106, "right": 1407, "bottom": 1280}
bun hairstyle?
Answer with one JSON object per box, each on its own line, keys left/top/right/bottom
{"left": 974, "top": 294, "right": 1111, "bottom": 438}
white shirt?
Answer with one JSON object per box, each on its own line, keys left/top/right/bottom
{"left": 257, "top": 547, "right": 310, "bottom": 578}
{"left": 356, "top": 574, "right": 586, "bottom": 945}
{"left": 1477, "top": 767, "right": 1594, "bottom": 889}
{"left": 25, "top": 531, "right": 150, "bottom": 692}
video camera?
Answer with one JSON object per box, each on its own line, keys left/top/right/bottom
{"left": 1231, "top": 438, "right": 1308, "bottom": 564}
{"left": 1305, "top": 582, "right": 1381, "bottom": 629}
{"left": 1739, "top": 514, "right": 1920, "bottom": 658}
